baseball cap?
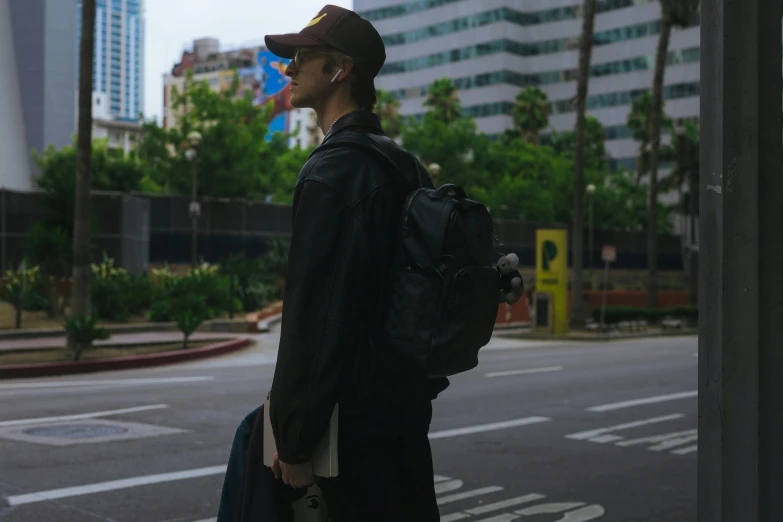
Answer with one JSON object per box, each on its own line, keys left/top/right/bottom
{"left": 264, "top": 5, "right": 386, "bottom": 78}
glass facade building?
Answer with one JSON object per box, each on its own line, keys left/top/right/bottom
{"left": 77, "top": 0, "right": 144, "bottom": 121}
{"left": 356, "top": 0, "right": 700, "bottom": 179}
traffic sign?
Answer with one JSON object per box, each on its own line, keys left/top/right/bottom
{"left": 601, "top": 245, "right": 616, "bottom": 263}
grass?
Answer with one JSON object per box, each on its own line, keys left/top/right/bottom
{"left": 0, "top": 340, "right": 216, "bottom": 366}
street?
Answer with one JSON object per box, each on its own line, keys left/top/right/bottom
{"left": 0, "top": 332, "right": 697, "bottom": 522}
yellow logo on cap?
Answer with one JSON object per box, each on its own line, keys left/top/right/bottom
{"left": 306, "top": 13, "right": 327, "bottom": 28}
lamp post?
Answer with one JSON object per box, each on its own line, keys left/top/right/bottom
{"left": 428, "top": 162, "right": 441, "bottom": 185}
{"left": 185, "top": 131, "right": 202, "bottom": 269}
{"left": 586, "top": 183, "right": 596, "bottom": 286}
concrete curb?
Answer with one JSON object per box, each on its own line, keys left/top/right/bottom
{"left": 0, "top": 318, "right": 252, "bottom": 341}
{"left": 0, "top": 338, "right": 252, "bottom": 380}
{"left": 497, "top": 328, "right": 698, "bottom": 342}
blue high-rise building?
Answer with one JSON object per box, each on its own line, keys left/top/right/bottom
{"left": 76, "top": 0, "right": 144, "bottom": 121}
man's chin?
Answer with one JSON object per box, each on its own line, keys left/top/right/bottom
{"left": 289, "top": 95, "right": 309, "bottom": 110}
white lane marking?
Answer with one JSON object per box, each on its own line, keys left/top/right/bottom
{"left": 466, "top": 493, "right": 546, "bottom": 515}
{"left": 0, "top": 404, "right": 168, "bottom": 428}
{"left": 435, "top": 480, "right": 464, "bottom": 495}
{"left": 441, "top": 513, "right": 471, "bottom": 522}
{"left": 555, "top": 505, "right": 606, "bottom": 521}
{"left": 0, "top": 376, "right": 214, "bottom": 390}
{"left": 671, "top": 445, "right": 698, "bottom": 455}
{"left": 4, "top": 465, "right": 226, "bottom": 506}
{"left": 434, "top": 474, "right": 452, "bottom": 483}
{"left": 186, "top": 519, "right": 216, "bottom": 522}
{"left": 429, "top": 417, "right": 551, "bottom": 440}
{"left": 565, "top": 414, "right": 684, "bottom": 441}
{"left": 485, "top": 366, "right": 563, "bottom": 378}
{"left": 473, "top": 514, "right": 518, "bottom": 522}
{"left": 516, "top": 502, "right": 586, "bottom": 515}
{"left": 616, "top": 429, "right": 697, "bottom": 447}
{"left": 437, "top": 486, "right": 504, "bottom": 505}
{"left": 587, "top": 391, "right": 697, "bottom": 412}
{"left": 649, "top": 433, "right": 699, "bottom": 452}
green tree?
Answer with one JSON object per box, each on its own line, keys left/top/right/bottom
{"left": 661, "top": 121, "right": 699, "bottom": 304}
{"left": 402, "top": 79, "right": 479, "bottom": 188}
{"left": 422, "top": 78, "right": 462, "bottom": 125}
{"left": 510, "top": 87, "right": 552, "bottom": 145}
{"left": 646, "top": 0, "right": 701, "bottom": 307}
{"left": 137, "top": 70, "right": 302, "bottom": 201}
{"left": 33, "top": 137, "right": 152, "bottom": 237}
{"left": 552, "top": 115, "right": 608, "bottom": 169}
{"left": 374, "top": 89, "right": 403, "bottom": 139}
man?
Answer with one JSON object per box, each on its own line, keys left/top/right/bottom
{"left": 263, "top": 4, "right": 446, "bottom": 521}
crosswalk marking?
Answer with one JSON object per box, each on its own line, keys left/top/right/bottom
{"left": 565, "top": 414, "right": 684, "bottom": 441}
{"left": 429, "top": 417, "right": 551, "bottom": 440}
{"left": 516, "top": 502, "right": 586, "bottom": 515}
{"left": 671, "top": 445, "right": 698, "bottom": 455}
{"left": 616, "top": 429, "right": 697, "bottom": 447}
{"left": 465, "top": 493, "right": 545, "bottom": 515}
{"left": 437, "top": 486, "right": 504, "bottom": 505}
{"left": 557, "top": 505, "right": 606, "bottom": 521}
{"left": 587, "top": 391, "right": 697, "bottom": 412}
{"left": 435, "top": 479, "right": 465, "bottom": 494}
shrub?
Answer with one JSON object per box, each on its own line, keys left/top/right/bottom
{"left": 90, "top": 253, "right": 134, "bottom": 322}
{"left": 0, "top": 261, "right": 44, "bottom": 328}
{"left": 591, "top": 305, "right": 698, "bottom": 325}
{"left": 64, "top": 314, "right": 110, "bottom": 360}
{"left": 173, "top": 292, "right": 210, "bottom": 349}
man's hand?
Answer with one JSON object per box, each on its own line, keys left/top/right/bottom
{"left": 272, "top": 452, "right": 316, "bottom": 489}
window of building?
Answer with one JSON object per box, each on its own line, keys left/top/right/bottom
{"left": 379, "top": 21, "right": 665, "bottom": 76}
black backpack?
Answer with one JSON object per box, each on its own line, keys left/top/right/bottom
{"left": 316, "top": 131, "right": 500, "bottom": 378}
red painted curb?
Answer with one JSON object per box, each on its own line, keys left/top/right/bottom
{"left": 0, "top": 338, "right": 252, "bottom": 380}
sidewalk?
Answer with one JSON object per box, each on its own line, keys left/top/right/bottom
{"left": 0, "top": 331, "right": 247, "bottom": 353}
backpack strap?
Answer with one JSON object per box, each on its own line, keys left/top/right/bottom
{"left": 311, "top": 132, "right": 418, "bottom": 195}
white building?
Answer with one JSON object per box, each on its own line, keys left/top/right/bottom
{"left": 357, "top": 0, "right": 700, "bottom": 180}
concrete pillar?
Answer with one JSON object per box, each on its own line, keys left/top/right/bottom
{"left": 698, "top": 0, "right": 783, "bottom": 520}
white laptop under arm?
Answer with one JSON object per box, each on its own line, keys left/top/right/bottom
{"left": 262, "top": 391, "right": 339, "bottom": 478}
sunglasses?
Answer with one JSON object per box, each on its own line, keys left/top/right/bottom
{"left": 292, "top": 49, "right": 353, "bottom": 69}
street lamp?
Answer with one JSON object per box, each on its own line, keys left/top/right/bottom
{"left": 186, "top": 131, "right": 202, "bottom": 269}
{"left": 428, "top": 162, "right": 441, "bottom": 185}
{"left": 586, "top": 183, "right": 596, "bottom": 286}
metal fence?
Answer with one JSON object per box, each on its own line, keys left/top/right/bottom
{"left": 0, "top": 188, "right": 684, "bottom": 272}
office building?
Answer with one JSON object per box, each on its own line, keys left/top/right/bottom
{"left": 357, "top": 0, "right": 700, "bottom": 177}
{"left": 164, "top": 38, "right": 323, "bottom": 148}
{"left": 3, "top": 0, "right": 78, "bottom": 190}
{"left": 77, "top": 0, "right": 145, "bottom": 122}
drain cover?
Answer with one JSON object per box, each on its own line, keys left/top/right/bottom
{"left": 22, "top": 424, "right": 129, "bottom": 439}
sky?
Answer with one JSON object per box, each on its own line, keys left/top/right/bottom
{"left": 143, "top": 0, "right": 354, "bottom": 123}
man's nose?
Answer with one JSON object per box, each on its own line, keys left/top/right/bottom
{"left": 285, "top": 61, "right": 296, "bottom": 78}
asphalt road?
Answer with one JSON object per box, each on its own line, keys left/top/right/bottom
{"left": 0, "top": 332, "right": 698, "bottom": 522}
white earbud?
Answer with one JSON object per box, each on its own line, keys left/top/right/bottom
{"left": 331, "top": 69, "right": 343, "bottom": 83}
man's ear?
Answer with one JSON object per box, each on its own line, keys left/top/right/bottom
{"left": 333, "top": 60, "right": 355, "bottom": 83}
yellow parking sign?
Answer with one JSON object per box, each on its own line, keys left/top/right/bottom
{"left": 535, "top": 229, "right": 569, "bottom": 335}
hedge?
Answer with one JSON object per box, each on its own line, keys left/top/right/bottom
{"left": 591, "top": 305, "right": 698, "bottom": 325}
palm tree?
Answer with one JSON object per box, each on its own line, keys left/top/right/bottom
{"left": 646, "top": 0, "right": 700, "bottom": 308}
{"left": 423, "top": 78, "right": 462, "bottom": 125}
{"left": 71, "top": 0, "right": 96, "bottom": 321}
{"left": 626, "top": 92, "right": 653, "bottom": 186}
{"left": 660, "top": 121, "right": 699, "bottom": 304}
{"left": 511, "top": 87, "right": 551, "bottom": 145}
{"left": 571, "top": 0, "right": 599, "bottom": 326}
{"left": 374, "top": 89, "right": 403, "bottom": 139}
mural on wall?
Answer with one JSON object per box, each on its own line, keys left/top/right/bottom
{"left": 238, "top": 50, "right": 295, "bottom": 140}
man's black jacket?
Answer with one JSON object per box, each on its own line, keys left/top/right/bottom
{"left": 269, "top": 111, "right": 448, "bottom": 464}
